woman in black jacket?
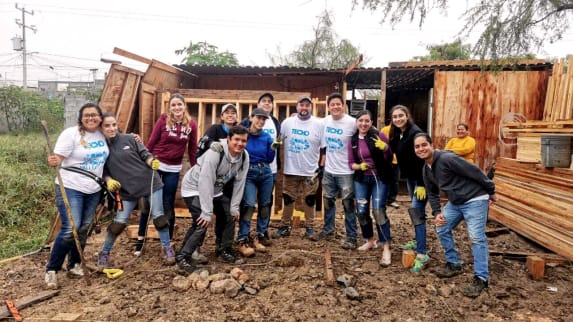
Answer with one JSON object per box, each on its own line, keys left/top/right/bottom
{"left": 389, "top": 105, "right": 429, "bottom": 272}
{"left": 348, "top": 110, "right": 394, "bottom": 266}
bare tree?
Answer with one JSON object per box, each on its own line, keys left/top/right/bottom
{"left": 353, "top": 0, "right": 573, "bottom": 59}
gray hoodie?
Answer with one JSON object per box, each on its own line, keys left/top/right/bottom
{"left": 180, "top": 143, "right": 249, "bottom": 222}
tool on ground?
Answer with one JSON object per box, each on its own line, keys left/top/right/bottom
{"left": 41, "top": 120, "right": 92, "bottom": 286}
{"left": 5, "top": 300, "right": 23, "bottom": 322}
{"left": 102, "top": 268, "right": 124, "bottom": 279}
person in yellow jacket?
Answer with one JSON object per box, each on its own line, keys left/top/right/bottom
{"left": 445, "top": 123, "right": 475, "bottom": 163}
{"left": 381, "top": 124, "right": 400, "bottom": 209}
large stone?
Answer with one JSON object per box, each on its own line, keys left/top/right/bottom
{"left": 438, "top": 285, "right": 452, "bottom": 298}
{"left": 230, "top": 267, "right": 244, "bottom": 280}
{"left": 172, "top": 275, "right": 191, "bottom": 292}
{"left": 210, "top": 279, "right": 228, "bottom": 294}
{"left": 224, "top": 279, "right": 242, "bottom": 298}
{"left": 193, "top": 279, "right": 210, "bottom": 291}
{"left": 237, "top": 273, "right": 250, "bottom": 283}
{"left": 186, "top": 272, "right": 200, "bottom": 283}
{"left": 344, "top": 287, "right": 361, "bottom": 300}
{"left": 208, "top": 273, "right": 232, "bottom": 282}
{"left": 336, "top": 274, "right": 355, "bottom": 288}
{"left": 244, "top": 286, "right": 258, "bottom": 295}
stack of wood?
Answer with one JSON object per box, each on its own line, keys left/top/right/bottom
{"left": 543, "top": 56, "right": 573, "bottom": 121}
{"left": 489, "top": 158, "right": 573, "bottom": 260}
{"left": 502, "top": 120, "right": 573, "bottom": 162}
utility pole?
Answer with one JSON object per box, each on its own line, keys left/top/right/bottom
{"left": 15, "top": 4, "right": 36, "bottom": 89}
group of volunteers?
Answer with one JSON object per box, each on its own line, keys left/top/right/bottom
{"left": 44, "top": 91, "right": 495, "bottom": 298}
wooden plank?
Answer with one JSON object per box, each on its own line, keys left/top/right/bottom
{"left": 505, "top": 128, "right": 573, "bottom": 133}
{"left": 0, "top": 290, "right": 59, "bottom": 319}
{"left": 50, "top": 312, "right": 83, "bottom": 322}
{"left": 113, "top": 47, "right": 152, "bottom": 64}
{"left": 138, "top": 82, "right": 156, "bottom": 143}
{"left": 526, "top": 256, "right": 545, "bottom": 280}
{"left": 543, "top": 75, "right": 555, "bottom": 120}
{"left": 324, "top": 248, "right": 335, "bottom": 286}
{"left": 489, "top": 249, "right": 568, "bottom": 265}
{"left": 402, "top": 249, "right": 416, "bottom": 268}
{"left": 379, "top": 69, "right": 387, "bottom": 128}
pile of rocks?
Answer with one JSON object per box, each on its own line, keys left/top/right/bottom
{"left": 172, "top": 267, "right": 258, "bottom": 298}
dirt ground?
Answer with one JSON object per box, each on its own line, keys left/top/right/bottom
{"left": 1, "top": 198, "right": 572, "bottom": 322}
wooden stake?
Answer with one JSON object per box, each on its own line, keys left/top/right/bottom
{"left": 324, "top": 247, "right": 335, "bottom": 286}
{"left": 526, "top": 255, "right": 545, "bottom": 280}
{"left": 0, "top": 290, "right": 59, "bottom": 319}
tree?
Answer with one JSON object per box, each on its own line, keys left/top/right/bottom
{"left": 269, "top": 11, "right": 364, "bottom": 69}
{"left": 353, "top": 0, "right": 573, "bottom": 60}
{"left": 0, "top": 86, "right": 63, "bottom": 133}
{"left": 412, "top": 39, "right": 473, "bottom": 61}
{"left": 175, "top": 41, "right": 240, "bottom": 66}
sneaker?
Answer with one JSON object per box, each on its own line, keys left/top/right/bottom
{"left": 45, "top": 270, "right": 58, "bottom": 289}
{"left": 133, "top": 239, "right": 144, "bottom": 256}
{"left": 258, "top": 233, "right": 272, "bottom": 246}
{"left": 463, "top": 276, "right": 489, "bottom": 298}
{"left": 303, "top": 228, "right": 319, "bottom": 241}
{"left": 357, "top": 240, "right": 378, "bottom": 251}
{"left": 272, "top": 226, "right": 291, "bottom": 239}
{"left": 402, "top": 240, "right": 417, "bottom": 250}
{"left": 341, "top": 239, "right": 358, "bottom": 250}
{"left": 389, "top": 201, "right": 400, "bottom": 209}
{"left": 410, "top": 254, "right": 430, "bottom": 273}
{"left": 176, "top": 257, "right": 196, "bottom": 274}
{"left": 316, "top": 230, "right": 335, "bottom": 241}
{"left": 435, "top": 262, "right": 462, "bottom": 278}
{"left": 67, "top": 263, "right": 84, "bottom": 278}
{"left": 253, "top": 237, "right": 267, "bottom": 253}
{"left": 97, "top": 251, "right": 111, "bottom": 268}
{"left": 217, "top": 248, "right": 244, "bottom": 265}
{"left": 380, "top": 247, "right": 392, "bottom": 267}
{"left": 237, "top": 240, "right": 255, "bottom": 257}
{"left": 163, "top": 245, "right": 176, "bottom": 266}
{"left": 192, "top": 249, "right": 209, "bottom": 264}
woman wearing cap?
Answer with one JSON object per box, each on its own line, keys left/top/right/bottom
{"left": 196, "top": 103, "right": 239, "bottom": 157}
{"left": 135, "top": 93, "right": 198, "bottom": 255}
{"left": 236, "top": 108, "right": 275, "bottom": 257}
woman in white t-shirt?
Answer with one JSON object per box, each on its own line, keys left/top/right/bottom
{"left": 44, "top": 103, "right": 109, "bottom": 289}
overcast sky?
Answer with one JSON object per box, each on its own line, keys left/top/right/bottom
{"left": 1, "top": 0, "right": 571, "bottom": 87}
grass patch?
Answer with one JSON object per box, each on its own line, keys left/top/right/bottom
{"left": 0, "top": 131, "right": 57, "bottom": 259}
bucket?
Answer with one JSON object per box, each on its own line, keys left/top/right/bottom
{"left": 540, "top": 136, "right": 572, "bottom": 168}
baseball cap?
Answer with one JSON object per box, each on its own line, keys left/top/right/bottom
{"left": 297, "top": 96, "right": 312, "bottom": 104}
{"left": 258, "top": 92, "right": 274, "bottom": 103}
{"left": 221, "top": 103, "right": 237, "bottom": 114}
{"left": 251, "top": 108, "right": 269, "bottom": 118}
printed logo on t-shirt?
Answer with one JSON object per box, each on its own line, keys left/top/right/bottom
{"left": 81, "top": 139, "right": 108, "bottom": 171}
{"left": 286, "top": 128, "right": 311, "bottom": 153}
{"left": 324, "top": 126, "right": 344, "bottom": 151}
{"left": 263, "top": 128, "right": 275, "bottom": 135}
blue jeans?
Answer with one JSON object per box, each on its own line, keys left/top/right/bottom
{"left": 46, "top": 185, "right": 100, "bottom": 271}
{"left": 238, "top": 163, "right": 274, "bottom": 240}
{"left": 322, "top": 172, "right": 356, "bottom": 240}
{"left": 102, "top": 189, "right": 170, "bottom": 253}
{"left": 138, "top": 170, "right": 179, "bottom": 238}
{"left": 354, "top": 175, "right": 391, "bottom": 243}
{"left": 437, "top": 199, "right": 490, "bottom": 281}
{"left": 407, "top": 178, "right": 428, "bottom": 255}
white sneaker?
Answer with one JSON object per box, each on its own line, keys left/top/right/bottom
{"left": 68, "top": 263, "right": 84, "bottom": 277}
{"left": 45, "top": 270, "right": 58, "bottom": 289}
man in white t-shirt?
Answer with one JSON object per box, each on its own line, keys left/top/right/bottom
{"left": 272, "top": 96, "right": 324, "bottom": 240}
{"left": 317, "top": 93, "right": 358, "bottom": 249}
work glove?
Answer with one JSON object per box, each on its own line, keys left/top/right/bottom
{"left": 359, "top": 162, "right": 369, "bottom": 171}
{"left": 271, "top": 139, "right": 283, "bottom": 150}
{"left": 106, "top": 179, "right": 121, "bottom": 192}
{"left": 372, "top": 135, "right": 387, "bottom": 151}
{"left": 102, "top": 268, "right": 124, "bottom": 279}
{"left": 151, "top": 158, "right": 160, "bottom": 170}
{"left": 209, "top": 142, "right": 224, "bottom": 153}
{"left": 414, "top": 186, "right": 427, "bottom": 201}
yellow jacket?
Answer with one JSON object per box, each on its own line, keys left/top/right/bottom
{"left": 445, "top": 136, "right": 476, "bottom": 162}
{"left": 381, "top": 125, "right": 397, "bottom": 164}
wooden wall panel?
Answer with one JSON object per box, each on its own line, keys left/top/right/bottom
{"left": 138, "top": 83, "right": 157, "bottom": 143}
{"left": 432, "top": 70, "right": 549, "bottom": 169}
{"left": 99, "top": 64, "right": 144, "bottom": 133}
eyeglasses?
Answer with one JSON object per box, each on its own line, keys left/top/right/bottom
{"left": 82, "top": 113, "right": 100, "bottom": 119}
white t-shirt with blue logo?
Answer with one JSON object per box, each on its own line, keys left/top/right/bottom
{"left": 322, "top": 114, "right": 356, "bottom": 175}
{"left": 280, "top": 116, "right": 324, "bottom": 176}
{"left": 262, "top": 117, "right": 278, "bottom": 174}
{"left": 54, "top": 126, "right": 109, "bottom": 194}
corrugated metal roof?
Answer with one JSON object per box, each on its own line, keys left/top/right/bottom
{"left": 389, "top": 59, "right": 552, "bottom": 70}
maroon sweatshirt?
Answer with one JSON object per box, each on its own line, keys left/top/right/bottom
{"left": 146, "top": 113, "right": 198, "bottom": 167}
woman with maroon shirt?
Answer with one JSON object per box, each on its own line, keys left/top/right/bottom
{"left": 135, "top": 93, "right": 198, "bottom": 255}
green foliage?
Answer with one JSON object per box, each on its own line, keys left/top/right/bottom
{"left": 175, "top": 41, "right": 240, "bottom": 66}
{"left": 354, "top": 0, "right": 573, "bottom": 60}
{"left": 412, "top": 39, "right": 473, "bottom": 61}
{"left": 269, "top": 11, "right": 364, "bottom": 69}
{"left": 0, "top": 132, "right": 54, "bottom": 259}
{"left": 0, "top": 86, "right": 64, "bottom": 133}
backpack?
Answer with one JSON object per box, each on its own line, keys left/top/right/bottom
{"left": 60, "top": 167, "right": 117, "bottom": 211}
